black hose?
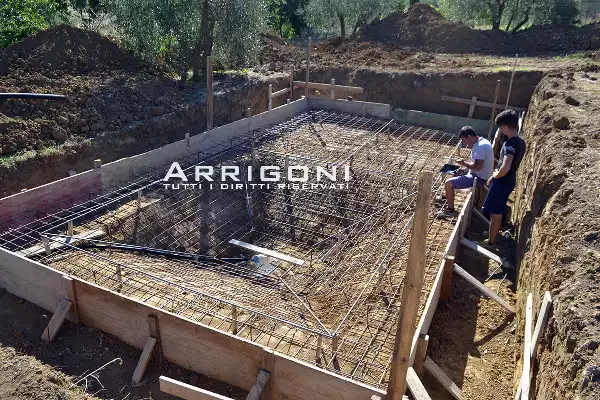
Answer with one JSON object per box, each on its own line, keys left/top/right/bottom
{"left": 0, "top": 93, "right": 67, "bottom": 100}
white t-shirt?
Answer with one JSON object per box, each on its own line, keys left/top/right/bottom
{"left": 470, "top": 137, "right": 494, "bottom": 180}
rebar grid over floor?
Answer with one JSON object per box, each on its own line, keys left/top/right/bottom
{"left": 0, "top": 109, "right": 466, "bottom": 388}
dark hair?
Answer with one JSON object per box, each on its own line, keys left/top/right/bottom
{"left": 495, "top": 110, "right": 519, "bottom": 129}
{"left": 459, "top": 126, "right": 477, "bottom": 138}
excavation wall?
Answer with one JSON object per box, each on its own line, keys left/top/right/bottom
{"left": 308, "top": 68, "right": 543, "bottom": 120}
{"left": 0, "top": 76, "right": 287, "bottom": 197}
{"left": 513, "top": 71, "right": 600, "bottom": 399}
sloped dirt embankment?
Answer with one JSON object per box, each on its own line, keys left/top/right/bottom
{"left": 513, "top": 71, "right": 600, "bottom": 398}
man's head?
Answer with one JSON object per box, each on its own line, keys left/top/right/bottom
{"left": 458, "top": 126, "right": 479, "bottom": 146}
{"left": 495, "top": 110, "right": 519, "bottom": 136}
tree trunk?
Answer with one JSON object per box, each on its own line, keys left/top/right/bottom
{"left": 338, "top": 13, "right": 346, "bottom": 37}
{"left": 193, "top": 0, "right": 212, "bottom": 81}
{"left": 512, "top": 6, "right": 531, "bottom": 32}
{"left": 410, "top": 0, "right": 419, "bottom": 5}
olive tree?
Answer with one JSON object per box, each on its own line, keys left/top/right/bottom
{"left": 439, "top": 0, "right": 579, "bottom": 30}
{"left": 111, "top": 0, "right": 266, "bottom": 80}
{"left": 304, "top": 0, "right": 400, "bottom": 37}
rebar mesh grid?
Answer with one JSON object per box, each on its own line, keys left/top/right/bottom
{"left": 0, "top": 109, "right": 466, "bottom": 388}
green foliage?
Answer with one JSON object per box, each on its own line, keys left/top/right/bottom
{"left": 0, "top": 0, "right": 68, "bottom": 47}
{"left": 438, "top": 0, "right": 580, "bottom": 31}
{"left": 111, "top": 0, "right": 265, "bottom": 71}
{"left": 267, "top": 0, "right": 307, "bottom": 38}
{"left": 305, "top": 0, "right": 400, "bottom": 37}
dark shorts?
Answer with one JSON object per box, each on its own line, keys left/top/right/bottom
{"left": 483, "top": 179, "right": 515, "bottom": 215}
{"left": 448, "top": 173, "right": 486, "bottom": 190}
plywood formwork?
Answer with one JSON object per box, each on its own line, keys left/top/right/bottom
{"left": 0, "top": 98, "right": 473, "bottom": 397}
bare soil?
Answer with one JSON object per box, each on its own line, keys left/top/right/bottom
{"left": 0, "top": 288, "right": 246, "bottom": 400}
{"left": 425, "top": 209, "right": 518, "bottom": 399}
{"left": 513, "top": 70, "right": 600, "bottom": 399}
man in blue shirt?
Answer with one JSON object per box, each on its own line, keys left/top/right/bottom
{"left": 482, "top": 110, "right": 526, "bottom": 246}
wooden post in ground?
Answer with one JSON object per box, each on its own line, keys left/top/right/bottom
{"left": 67, "top": 221, "right": 73, "bottom": 236}
{"left": 467, "top": 96, "right": 477, "bottom": 118}
{"left": 440, "top": 256, "right": 455, "bottom": 301}
{"left": 521, "top": 293, "right": 533, "bottom": 400}
{"left": 93, "top": 159, "right": 102, "bottom": 169}
{"left": 387, "top": 170, "right": 433, "bottom": 400}
{"left": 506, "top": 54, "right": 518, "bottom": 109}
{"left": 488, "top": 80, "right": 500, "bottom": 141}
{"left": 207, "top": 55, "right": 214, "bottom": 130}
{"left": 413, "top": 334, "right": 429, "bottom": 376}
{"left": 305, "top": 37, "right": 311, "bottom": 97}
{"left": 268, "top": 84, "right": 273, "bottom": 111}
{"left": 330, "top": 79, "right": 336, "bottom": 99}
{"left": 289, "top": 69, "right": 294, "bottom": 102}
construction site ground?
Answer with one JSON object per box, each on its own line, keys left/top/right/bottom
{"left": 1, "top": 4, "right": 600, "bottom": 400}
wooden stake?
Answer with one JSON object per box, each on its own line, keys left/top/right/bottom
{"left": 268, "top": 84, "right": 273, "bottom": 111}
{"left": 231, "top": 305, "right": 238, "bottom": 334}
{"left": 148, "top": 314, "right": 163, "bottom": 362}
{"left": 67, "top": 221, "right": 73, "bottom": 236}
{"left": 246, "top": 107, "right": 251, "bottom": 118}
{"left": 305, "top": 37, "right": 311, "bottom": 97}
{"left": 413, "top": 334, "right": 429, "bottom": 376}
{"left": 62, "top": 275, "right": 79, "bottom": 324}
{"left": 246, "top": 370, "right": 271, "bottom": 400}
{"left": 42, "top": 236, "right": 51, "bottom": 255}
{"left": 316, "top": 334, "right": 323, "bottom": 363}
{"left": 424, "top": 357, "right": 465, "bottom": 400}
{"left": 207, "top": 55, "right": 214, "bottom": 130}
{"left": 132, "top": 336, "right": 157, "bottom": 384}
{"left": 41, "top": 298, "right": 72, "bottom": 343}
{"left": 387, "top": 171, "right": 433, "bottom": 400}
{"left": 440, "top": 256, "right": 455, "bottom": 301}
{"left": 454, "top": 263, "right": 515, "bottom": 314}
{"left": 506, "top": 54, "right": 519, "bottom": 109}
{"left": 93, "top": 159, "right": 102, "bottom": 169}
{"left": 488, "top": 80, "right": 500, "bottom": 141}
{"left": 521, "top": 293, "right": 533, "bottom": 400}
{"left": 115, "top": 264, "right": 123, "bottom": 292}
{"left": 467, "top": 96, "right": 477, "bottom": 118}
{"left": 289, "top": 69, "right": 294, "bottom": 101}
{"left": 330, "top": 78, "right": 336, "bottom": 99}
{"left": 185, "top": 132, "right": 190, "bottom": 146}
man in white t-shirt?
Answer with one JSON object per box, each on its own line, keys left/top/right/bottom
{"left": 437, "top": 126, "right": 494, "bottom": 219}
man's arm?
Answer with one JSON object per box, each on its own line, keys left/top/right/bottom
{"left": 457, "top": 158, "right": 483, "bottom": 171}
{"left": 493, "top": 154, "right": 513, "bottom": 179}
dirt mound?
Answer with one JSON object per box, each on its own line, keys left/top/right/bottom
{"left": 258, "top": 33, "right": 305, "bottom": 71}
{"left": 360, "top": 3, "right": 600, "bottom": 54}
{"left": 361, "top": 4, "right": 492, "bottom": 53}
{"left": 0, "top": 25, "right": 138, "bottom": 75}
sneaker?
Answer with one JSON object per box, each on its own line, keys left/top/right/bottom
{"left": 436, "top": 206, "right": 458, "bottom": 219}
{"left": 434, "top": 195, "right": 447, "bottom": 204}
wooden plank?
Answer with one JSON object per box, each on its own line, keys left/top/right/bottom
{"left": 305, "top": 37, "right": 311, "bottom": 97}
{"left": 293, "top": 81, "right": 363, "bottom": 94}
{"left": 387, "top": 171, "right": 433, "bottom": 400}
{"left": 413, "top": 334, "right": 429, "bottom": 376}
{"left": 514, "top": 291, "right": 552, "bottom": 400}
{"left": 229, "top": 239, "right": 305, "bottom": 265}
{"left": 440, "top": 256, "right": 455, "bottom": 301}
{"left": 473, "top": 208, "right": 490, "bottom": 224}
{"left": 424, "top": 357, "right": 465, "bottom": 400}
{"left": 271, "top": 87, "right": 291, "bottom": 98}
{"left": 467, "top": 96, "right": 477, "bottom": 118}
{"left": 460, "top": 237, "right": 513, "bottom": 269}
{"left": 406, "top": 367, "right": 432, "bottom": 400}
{"left": 17, "top": 229, "right": 105, "bottom": 256}
{"left": 521, "top": 293, "right": 533, "bottom": 400}
{"left": 0, "top": 247, "right": 66, "bottom": 314}
{"left": 246, "top": 370, "right": 270, "bottom": 400}
{"left": 488, "top": 80, "right": 501, "bottom": 141}
{"left": 160, "top": 376, "right": 234, "bottom": 400}
{"left": 41, "top": 298, "right": 72, "bottom": 342}
{"left": 207, "top": 56, "right": 213, "bottom": 130}
{"left": 453, "top": 263, "right": 515, "bottom": 314}
{"left": 148, "top": 314, "right": 164, "bottom": 362}
{"left": 532, "top": 291, "right": 552, "bottom": 355}
{"left": 62, "top": 275, "right": 79, "bottom": 324}
{"left": 441, "top": 95, "right": 527, "bottom": 112}
{"left": 409, "top": 192, "right": 472, "bottom": 366}
{"left": 132, "top": 336, "right": 157, "bottom": 384}
{"left": 272, "top": 351, "right": 386, "bottom": 400}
